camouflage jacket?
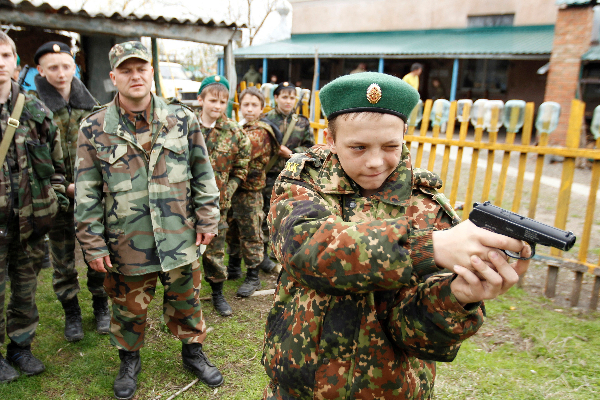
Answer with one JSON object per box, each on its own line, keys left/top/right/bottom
{"left": 263, "top": 145, "right": 484, "bottom": 399}
{"left": 194, "top": 111, "right": 251, "bottom": 210}
{"left": 75, "top": 94, "right": 220, "bottom": 275}
{"left": 0, "top": 81, "right": 67, "bottom": 246}
{"left": 241, "top": 119, "right": 279, "bottom": 191}
{"left": 264, "top": 108, "right": 314, "bottom": 175}
{"left": 33, "top": 75, "right": 97, "bottom": 185}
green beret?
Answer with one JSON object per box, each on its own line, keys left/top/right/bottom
{"left": 320, "top": 72, "right": 420, "bottom": 123}
{"left": 199, "top": 75, "right": 230, "bottom": 94}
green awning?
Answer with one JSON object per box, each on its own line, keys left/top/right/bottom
{"left": 583, "top": 46, "right": 600, "bottom": 60}
{"left": 234, "top": 25, "right": 554, "bottom": 59}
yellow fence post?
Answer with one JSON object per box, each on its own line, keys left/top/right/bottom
{"left": 528, "top": 131, "right": 549, "bottom": 219}
{"left": 580, "top": 136, "right": 600, "bottom": 266}
{"left": 462, "top": 111, "right": 485, "bottom": 219}
{"left": 313, "top": 90, "right": 323, "bottom": 144}
{"left": 414, "top": 100, "right": 433, "bottom": 168}
{"left": 481, "top": 108, "right": 499, "bottom": 202}
{"left": 449, "top": 103, "right": 471, "bottom": 208}
{"left": 496, "top": 106, "right": 521, "bottom": 207}
{"left": 440, "top": 102, "right": 457, "bottom": 193}
{"left": 512, "top": 103, "right": 535, "bottom": 213}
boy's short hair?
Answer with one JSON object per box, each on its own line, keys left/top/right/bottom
{"left": 239, "top": 87, "right": 265, "bottom": 108}
{"left": 0, "top": 32, "right": 17, "bottom": 56}
{"left": 199, "top": 83, "right": 229, "bottom": 100}
{"left": 411, "top": 63, "right": 423, "bottom": 72}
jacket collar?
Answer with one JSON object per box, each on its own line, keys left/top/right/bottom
{"left": 34, "top": 75, "right": 97, "bottom": 113}
{"left": 314, "top": 145, "right": 413, "bottom": 205}
{"left": 104, "top": 93, "right": 176, "bottom": 137}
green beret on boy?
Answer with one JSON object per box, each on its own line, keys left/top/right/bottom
{"left": 319, "top": 72, "right": 420, "bottom": 123}
{"left": 199, "top": 75, "right": 230, "bottom": 94}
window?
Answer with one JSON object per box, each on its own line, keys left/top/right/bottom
{"left": 461, "top": 59, "right": 509, "bottom": 94}
{"left": 468, "top": 14, "right": 515, "bottom": 28}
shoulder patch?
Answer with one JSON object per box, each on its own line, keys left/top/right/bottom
{"left": 280, "top": 152, "right": 316, "bottom": 180}
{"left": 413, "top": 168, "right": 443, "bottom": 189}
{"left": 166, "top": 97, "right": 194, "bottom": 114}
{"left": 412, "top": 168, "right": 460, "bottom": 225}
{"left": 84, "top": 105, "right": 108, "bottom": 121}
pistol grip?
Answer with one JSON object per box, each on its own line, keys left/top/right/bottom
{"left": 502, "top": 242, "right": 535, "bottom": 260}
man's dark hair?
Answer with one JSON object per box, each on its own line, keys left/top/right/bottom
{"left": 411, "top": 63, "right": 423, "bottom": 72}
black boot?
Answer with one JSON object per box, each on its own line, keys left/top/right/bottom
{"left": 226, "top": 255, "right": 242, "bottom": 280}
{"left": 258, "top": 245, "right": 276, "bottom": 273}
{"left": 6, "top": 342, "right": 45, "bottom": 376}
{"left": 61, "top": 296, "right": 84, "bottom": 342}
{"left": 0, "top": 353, "right": 19, "bottom": 383}
{"left": 113, "top": 350, "right": 141, "bottom": 400}
{"left": 92, "top": 296, "right": 111, "bottom": 335}
{"left": 181, "top": 343, "right": 223, "bottom": 388}
{"left": 41, "top": 237, "right": 51, "bottom": 269}
{"left": 208, "top": 281, "right": 233, "bottom": 317}
{"left": 236, "top": 268, "right": 261, "bottom": 297}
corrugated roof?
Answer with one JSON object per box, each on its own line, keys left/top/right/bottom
{"left": 234, "top": 25, "right": 555, "bottom": 59}
{"left": 583, "top": 45, "right": 600, "bottom": 60}
{"left": 1, "top": 0, "right": 243, "bottom": 28}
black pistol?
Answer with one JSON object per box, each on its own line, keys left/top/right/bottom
{"left": 469, "top": 201, "right": 576, "bottom": 260}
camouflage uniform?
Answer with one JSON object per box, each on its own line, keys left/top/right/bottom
{"left": 0, "top": 81, "right": 67, "bottom": 347}
{"left": 263, "top": 108, "right": 314, "bottom": 254}
{"left": 33, "top": 74, "right": 104, "bottom": 303}
{"left": 194, "top": 111, "right": 251, "bottom": 282}
{"left": 226, "top": 120, "right": 278, "bottom": 269}
{"left": 263, "top": 145, "right": 484, "bottom": 399}
{"left": 75, "top": 94, "right": 220, "bottom": 350}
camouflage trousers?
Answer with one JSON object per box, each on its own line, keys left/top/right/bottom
{"left": 103, "top": 261, "right": 206, "bottom": 352}
{"left": 48, "top": 203, "right": 106, "bottom": 302}
{"left": 202, "top": 208, "right": 229, "bottom": 282}
{"left": 226, "top": 189, "right": 264, "bottom": 269}
{"left": 0, "top": 215, "right": 44, "bottom": 346}
{"left": 262, "top": 174, "right": 278, "bottom": 258}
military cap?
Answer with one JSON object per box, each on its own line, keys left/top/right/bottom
{"left": 273, "top": 81, "right": 295, "bottom": 96}
{"left": 198, "top": 75, "right": 230, "bottom": 94}
{"left": 319, "top": 72, "right": 420, "bottom": 123}
{"left": 34, "top": 41, "right": 73, "bottom": 65}
{"left": 109, "top": 41, "right": 152, "bottom": 70}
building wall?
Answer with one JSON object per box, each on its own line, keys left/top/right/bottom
{"left": 290, "top": 0, "right": 558, "bottom": 34}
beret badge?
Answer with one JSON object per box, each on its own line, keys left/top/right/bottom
{"left": 366, "top": 83, "right": 382, "bottom": 104}
{"left": 53, "top": 44, "right": 61, "bottom": 52}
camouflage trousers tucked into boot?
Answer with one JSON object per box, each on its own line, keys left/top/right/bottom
{"left": 103, "top": 262, "right": 207, "bottom": 351}
{"left": 226, "top": 189, "right": 264, "bottom": 272}
{"left": 61, "top": 295, "right": 84, "bottom": 342}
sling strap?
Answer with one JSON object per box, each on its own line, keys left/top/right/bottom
{"left": 0, "top": 93, "right": 25, "bottom": 168}
{"left": 265, "top": 114, "right": 298, "bottom": 173}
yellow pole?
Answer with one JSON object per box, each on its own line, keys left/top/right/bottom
{"left": 513, "top": 103, "right": 534, "bottom": 213}
{"left": 495, "top": 106, "right": 520, "bottom": 206}
{"left": 462, "top": 113, "right": 485, "bottom": 218}
{"left": 240, "top": 81, "right": 247, "bottom": 91}
{"left": 552, "top": 99, "right": 585, "bottom": 257}
{"left": 427, "top": 124, "right": 441, "bottom": 172}
{"left": 450, "top": 103, "right": 471, "bottom": 207}
{"left": 579, "top": 136, "right": 600, "bottom": 264}
{"left": 414, "top": 99, "right": 433, "bottom": 168}
{"left": 313, "top": 91, "right": 323, "bottom": 144}
{"left": 528, "top": 130, "right": 548, "bottom": 219}
{"left": 405, "top": 105, "right": 420, "bottom": 150}
{"left": 440, "top": 101, "right": 457, "bottom": 193}
{"left": 481, "top": 108, "right": 499, "bottom": 202}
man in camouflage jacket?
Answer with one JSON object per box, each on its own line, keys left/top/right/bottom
{"left": 74, "top": 42, "right": 223, "bottom": 399}
{"left": 32, "top": 41, "right": 107, "bottom": 342}
{"left": 227, "top": 87, "right": 281, "bottom": 298}
{"left": 0, "top": 32, "right": 68, "bottom": 382}
{"left": 262, "top": 82, "right": 314, "bottom": 271}
{"left": 194, "top": 75, "right": 251, "bottom": 315}
{"left": 263, "top": 73, "right": 530, "bottom": 399}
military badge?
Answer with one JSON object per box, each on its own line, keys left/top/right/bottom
{"left": 215, "top": 76, "right": 221, "bottom": 82}
{"left": 366, "top": 83, "right": 382, "bottom": 104}
{"left": 53, "top": 44, "right": 61, "bottom": 52}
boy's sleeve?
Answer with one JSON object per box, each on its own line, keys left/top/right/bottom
{"left": 268, "top": 177, "right": 442, "bottom": 296}
{"left": 226, "top": 126, "right": 251, "bottom": 199}
{"left": 381, "top": 274, "right": 485, "bottom": 362}
{"left": 188, "top": 111, "right": 220, "bottom": 234}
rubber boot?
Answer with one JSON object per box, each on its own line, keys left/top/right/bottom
{"left": 208, "top": 281, "right": 233, "bottom": 317}
{"left": 113, "top": 350, "right": 141, "bottom": 400}
{"left": 61, "top": 296, "right": 84, "bottom": 342}
{"left": 92, "top": 296, "right": 111, "bottom": 335}
{"left": 6, "top": 342, "right": 45, "bottom": 376}
{"left": 226, "top": 255, "right": 242, "bottom": 280}
{"left": 0, "top": 352, "right": 19, "bottom": 383}
{"left": 258, "top": 244, "right": 276, "bottom": 273}
{"left": 182, "top": 343, "right": 224, "bottom": 388}
{"left": 236, "top": 267, "right": 261, "bottom": 297}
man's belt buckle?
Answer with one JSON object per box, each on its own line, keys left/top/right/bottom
{"left": 7, "top": 118, "right": 19, "bottom": 129}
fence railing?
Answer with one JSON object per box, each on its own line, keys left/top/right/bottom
{"left": 233, "top": 81, "right": 600, "bottom": 311}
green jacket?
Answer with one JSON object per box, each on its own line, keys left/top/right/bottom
{"left": 74, "top": 94, "right": 220, "bottom": 275}
{"left": 0, "top": 81, "right": 67, "bottom": 247}
{"left": 264, "top": 145, "right": 482, "bottom": 399}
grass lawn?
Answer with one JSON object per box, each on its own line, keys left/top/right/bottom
{"left": 0, "top": 263, "right": 599, "bottom": 399}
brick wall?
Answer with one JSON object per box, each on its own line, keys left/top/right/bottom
{"left": 544, "top": 6, "right": 594, "bottom": 146}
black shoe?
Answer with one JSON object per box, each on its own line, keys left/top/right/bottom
{"left": 181, "top": 343, "right": 223, "bottom": 388}
{"left": 92, "top": 296, "right": 111, "bottom": 335}
{"left": 6, "top": 343, "right": 45, "bottom": 376}
{"left": 236, "top": 268, "right": 261, "bottom": 298}
{"left": 208, "top": 281, "right": 233, "bottom": 317}
{"left": 226, "top": 255, "right": 242, "bottom": 280}
{"left": 113, "top": 350, "right": 141, "bottom": 400}
{"left": 41, "top": 238, "right": 51, "bottom": 269}
{"left": 62, "top": 296, "right": 84, "bottom": 342}
{"left": 0, "top": 354, "right": 19, "bottom": 383}
{"left": 258, "top": 255, "right": 276, "bottom": 273}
